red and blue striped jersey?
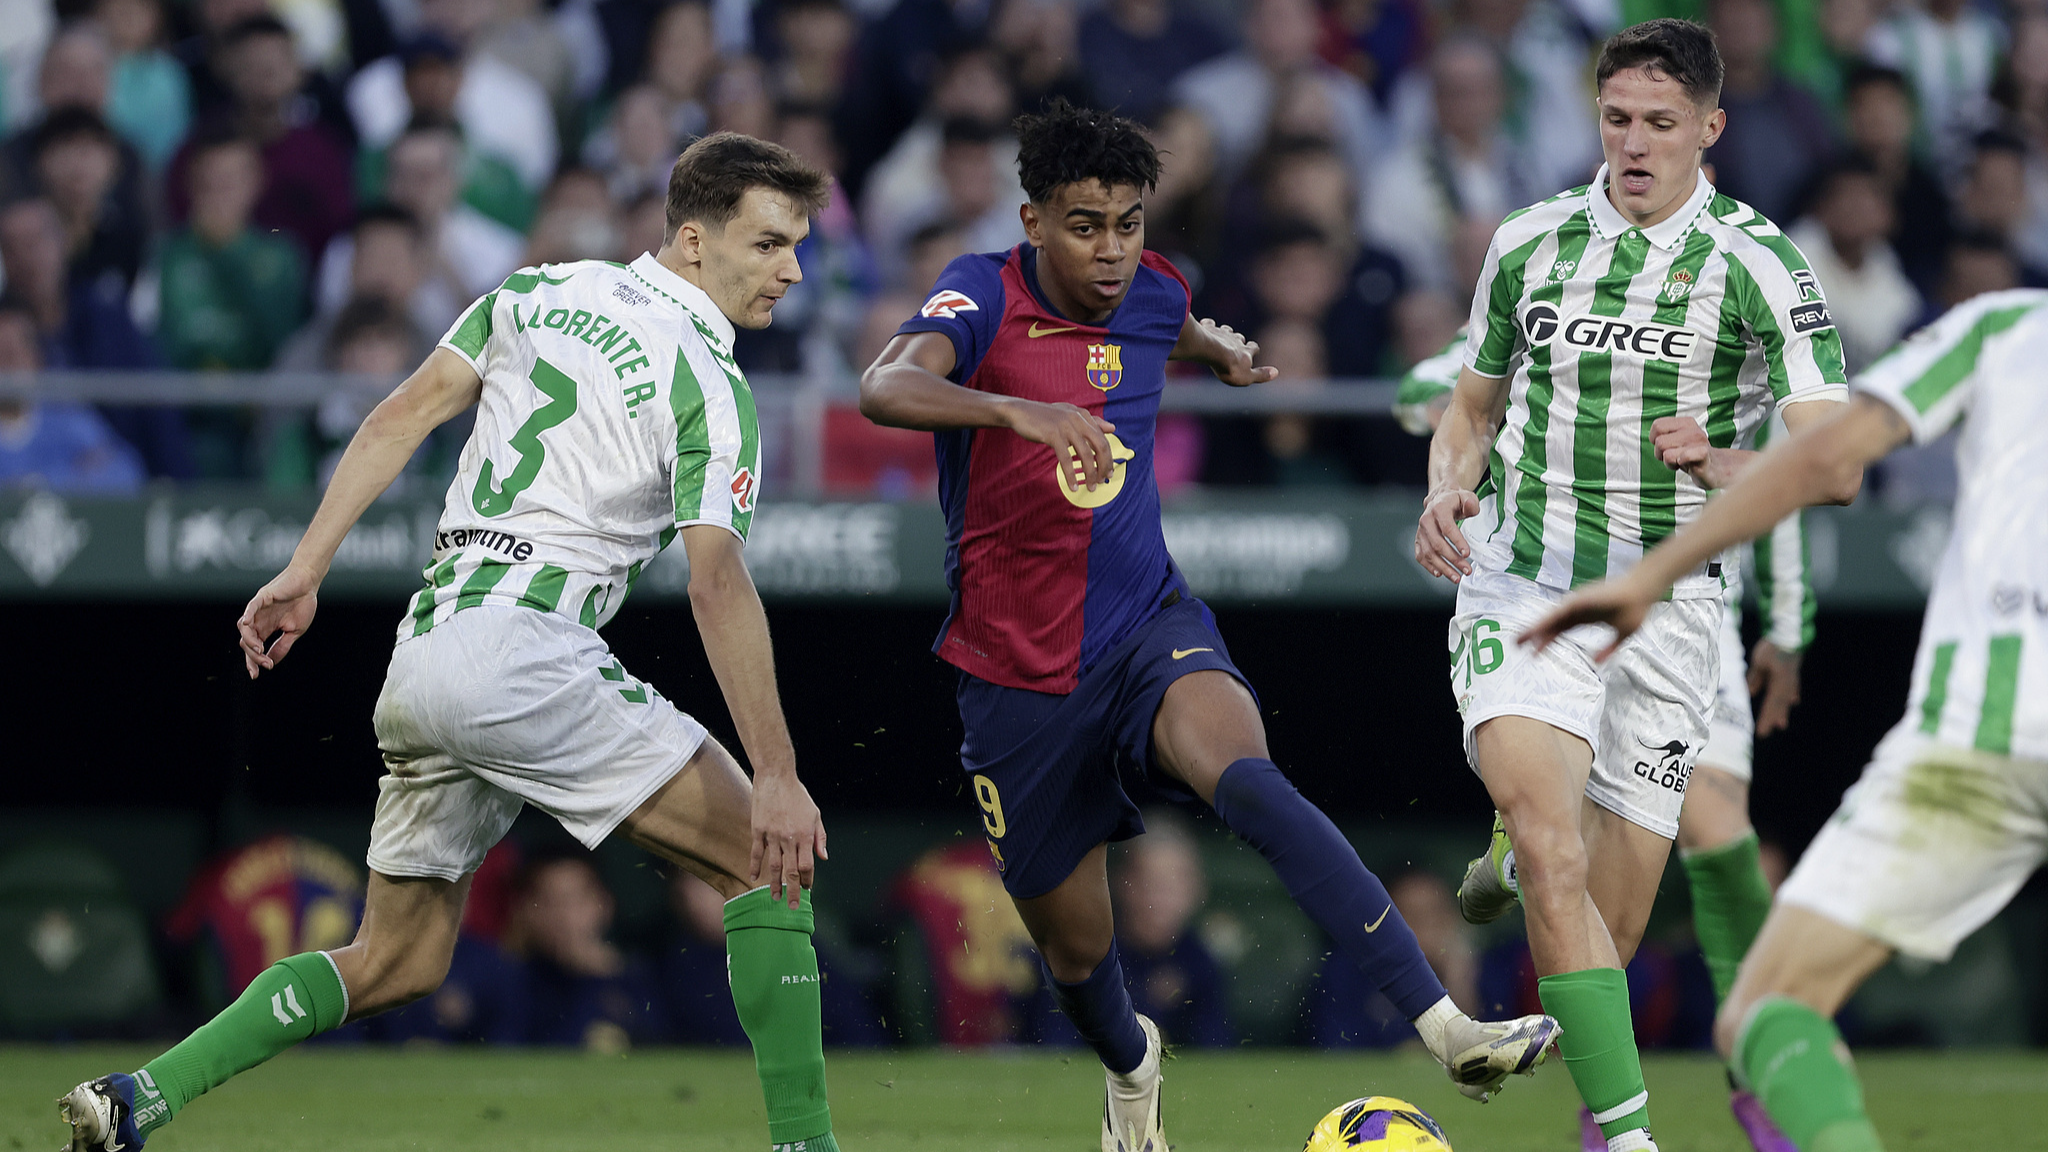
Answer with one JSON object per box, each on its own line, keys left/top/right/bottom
{"left": 896, "top": 245, "right": 1192, "bottom": 693}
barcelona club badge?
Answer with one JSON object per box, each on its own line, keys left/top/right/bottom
{"left": 1086, "top": 343, "right": 1123, "bottom": 390}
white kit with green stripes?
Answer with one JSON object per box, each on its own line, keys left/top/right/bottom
{"left": 1461, "top": 166, "right": 1849, "bottom": 599}
{"left": 1396, "top": 326, "right": 1816, "bottom": 782}
{"left": 1773, "top": 289, "right": 2048, "bottom": 961}
{"left": 400, "top": 253, "right": 760, "bottom": 643}
{"left": 1855, "top": 289, "right": 2048, "bottom": 762}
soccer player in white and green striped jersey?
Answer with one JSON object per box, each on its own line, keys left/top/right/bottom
{"left": 1414, "top": 20, "right": 1858, "bottom": 1152}
{"left": 59, "top": 135, "right": 849, "bottom": 1152}
{"left": 1522, "top": 288, "right": 2048, "bottom": 1152}
{"left": 1402, "top": 330, "right": 1813, "bottom": 1148}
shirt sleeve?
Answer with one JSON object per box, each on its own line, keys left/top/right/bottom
{"left": 1395, "top": 331, "right": 1465, "bottom": 436}
{"left": 669, "top": 336, "right": 761, "bottom": 542}
{"left": 1727, "top": 231, "right": 1850, "bottom": 407}
{"left": 1852, "top": 291, "right": 2037, "bottom": 443}
{"left": 439, "top": 279, "right": 509, "bottom": 375}
{"left": 893, "top": 254, "right": 1007, "bottom": 383}
{"left": 1745, "top": 411, "right": 1817, "bottom": 651}
{"left": 1463, "top": 228, "right": 1522, "bottom": 379}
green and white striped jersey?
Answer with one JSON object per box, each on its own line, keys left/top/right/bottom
{"left": 1399, "top": 325, "right": 1816, "bottom": 650}
{"left": 1462, "top": 167, "right": 1849, "bottom": 599}
{"left": 1857, "top": 289, "right": 2048, "bottom": 760}
{"left": 397, "top": 253, "right": 761, "bottom": 643}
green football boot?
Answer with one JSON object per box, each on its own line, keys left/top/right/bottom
{"left": 1457, "top": 811, "right": 1521, "bottom": 925}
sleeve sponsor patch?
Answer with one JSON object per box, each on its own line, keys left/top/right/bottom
{"left": 1789, "top": 302, "right": 1835, "bottom": 333}
{"left": 921, "top": 290, "right": 979, "bottom": 319}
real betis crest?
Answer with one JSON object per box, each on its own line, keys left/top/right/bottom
{"left": 1086, "top": 343, "right": 1123, "bottom": 390}
{"left": 1663, "top": 268, "right": 1694, "bottom": 303}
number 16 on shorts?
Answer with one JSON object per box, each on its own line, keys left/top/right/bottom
{"left": 1458, "top": 619, "right": 1507, "bottom": 680}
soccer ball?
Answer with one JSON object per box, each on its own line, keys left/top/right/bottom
{"left": 1302, "top": 1096, "right": 1452, "bottom": 1151}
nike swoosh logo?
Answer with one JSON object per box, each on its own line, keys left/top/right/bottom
{"left": 1171, "top": 647, "right": 1214, "bottom": 660}
{"left": 1028, "top": 322, "right": 1078, "bottom": 338}
{"left": 1363, "top": 905, "right": 1391, "bottom": 932}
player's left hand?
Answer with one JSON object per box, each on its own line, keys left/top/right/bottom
{"left": 1517, "top": 576, "right": 1654, "bottom": 661}
{"left": 1198, "top": 318, "right": 1279, "bottom": 387}
{"left": 749, "top": 769, "right": 827, "bottom": 908}
{"left": 238, "top": 562, "right": 322, "bottom": 679}
{"left": 1651, "top": 416, "right": 1738, "bottom": 489}
{"left": 1747, "top": 639, "right": 1804, "bottom": 736}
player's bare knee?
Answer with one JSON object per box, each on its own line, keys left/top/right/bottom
{"left": 1512, "top": 828, "right": 1589, "bottom": 906}
{"left": 1041, "top": 935, "right": 1112, "bottom": 984}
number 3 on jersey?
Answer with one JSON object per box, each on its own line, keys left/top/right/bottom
{"left": 473, "top": 356, "right": 579, "bottom": 517}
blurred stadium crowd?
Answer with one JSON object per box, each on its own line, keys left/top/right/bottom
{"left": 5, "top": 813, "right": 1767, "bottom": 1050}
{"left": 21, "top": 810, "right": 2011, "bottom": 1050}
{"left": 0, "top": 0, "right": 2033, "bottom": 491}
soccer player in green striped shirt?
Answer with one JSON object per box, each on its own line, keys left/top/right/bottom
{"left": 60, "top": 134, "right": 850, "bottom": 1152}
{"left": 1414, "top": 20, "right": 1858, "bottom": 1152}
{"left": 1522, "top": 288, "right": 2048, "bottom": 1152}
{"left": 1401, "top": 332, "right": 1815, "bottom": 1147}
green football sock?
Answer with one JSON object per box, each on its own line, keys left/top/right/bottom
{"left": 1681, "top": 831, "right": 1773, "bottom": 1003}
{"left": 725, "top": 887, "right": 836, "bottom": 1150}
{"left": 1539, "top": 968, "right": 1652, "bottom": 1141}
{"left": 1736, "top": 997, "right": 1885, "bottom": 1152}
{"left": 133, "top": 952, "right": 350, "bottom": 1137}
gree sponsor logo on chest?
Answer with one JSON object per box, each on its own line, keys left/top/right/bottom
{"left": 1521, "top": 303, "right": 1700, "bottom": 362}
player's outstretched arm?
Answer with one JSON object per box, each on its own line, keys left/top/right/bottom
{"left": 1415, "top": 365, "right": 1509, "bottom": 583}
{"left": 860, "top": 330, "right": 1122, "bottom": 488}
{"left": 1519, "top": 395, "right": 1908, "bottom": 658}
{"left": 680, "top": 523, "right": 825, "bottom": 908}
{"left": 1649, "top": 399, "right": 1859, "bottom": 501}
{"left": 238, "top": 347, "right": 482, "bottom": 679}
{"left": 1170, "top": 314, "right": 1279, "bottom": 386}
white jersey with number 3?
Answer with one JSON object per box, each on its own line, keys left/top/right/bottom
{"left": 1856, "top": 289, "right": 2048, "bottom": 761}
{"left": 395, "top": 253, "right": 761, "bottom": 643}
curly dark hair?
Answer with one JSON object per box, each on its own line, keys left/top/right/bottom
{"left": 1596, "top": 18, "right": 1724, "bottom": 108}
{"left": 1014, "top": 99, "right": 1161, "bottom": 205}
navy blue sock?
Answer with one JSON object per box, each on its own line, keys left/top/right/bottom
{"left": 1045, "top": 941, "right": 1148, "bottom": 1075}
{"left": 1211, "top": 758, "right": 1447, "bottom": 1019}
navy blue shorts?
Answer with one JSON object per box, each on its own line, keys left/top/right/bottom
{"left": 955, "top": 595, "right": 1253, "bottom": 899}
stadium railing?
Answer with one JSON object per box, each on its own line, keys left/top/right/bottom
{"left": 0, "top": 370, "right": 1402, "bottom": 498}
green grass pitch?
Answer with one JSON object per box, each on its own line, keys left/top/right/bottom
{"left": 6, "top": 1045, "right": 2045, "bottom": 1151}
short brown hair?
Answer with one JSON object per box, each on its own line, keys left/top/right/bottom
{"left": 664, "top": 132, "right": 831, "bottom": 241}
{"left": 1596, "top": 18, "right": 1723, "bottom": 108}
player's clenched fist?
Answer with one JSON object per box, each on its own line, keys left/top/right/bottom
{"left": 1004, "top": 399, "right": 1119, "bottom": 489}
{"left": 238, "top": 562, "right": 322, "bottom": 679}
{"left": 1415, "top": 488, "right": 1481, "bottom": 582}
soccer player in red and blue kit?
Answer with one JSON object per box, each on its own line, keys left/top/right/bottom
{"left": 860, "top": 100, "right": 1562, "bottom": 1151}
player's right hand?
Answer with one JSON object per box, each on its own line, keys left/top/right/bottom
{"left": 749, "top": 769, "right": 827, "bottom": 908}
{"left": 1415, "top": 488, "right": 1481, "bottom": 582}
{"left": 1005, "top": 400, "right": 1118, "bottom": 489}
{"left": 1518, "top": 578, "right": 1653, "bottom": 661}
{"left": 238, "top": 563, "right": 322, "bottom": 679}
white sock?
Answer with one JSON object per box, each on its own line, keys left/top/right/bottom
{"left": 1606, "top": 1128, "right": 1657, "bottom": 1152}
{"left": 1411, "top": 995, "right": 1461, "bottom": 1063}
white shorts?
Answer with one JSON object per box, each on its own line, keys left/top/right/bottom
{"left": 1778, "top": 729, "right": 2048, "bottom": 962}
{"left": 1698, "top": 603, "right": 1754, "bottom": 781}
{"left": 1450, "top": 567, "right": 1720, "bottom": 839}
{"left": 365, "top": 606, "right": 708, "bottom": 881}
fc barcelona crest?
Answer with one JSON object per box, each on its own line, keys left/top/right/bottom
{"left": 1086, "top": 343, "right": 1123, "bottom": 390}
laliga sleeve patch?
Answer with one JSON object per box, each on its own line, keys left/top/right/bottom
{"left": 1788, "top": 302, "right": 1834, "bottom": 333}
{"left": 921, "top": 290, "right": 980, "bottom": 319}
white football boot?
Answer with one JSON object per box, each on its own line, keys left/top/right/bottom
{"left": 1100, "top": 1014, "right": 1165, "bottom": 1152}
{"left": 1442, "top": 1012, "right": 1563, "bottom": 1101}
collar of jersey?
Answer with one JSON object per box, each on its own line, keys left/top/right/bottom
{"left": 1584, "top": 164, "right": 1715, "bottom": 252}
{"left": 628, "top": 252, "right": 737, "bottom": 351}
